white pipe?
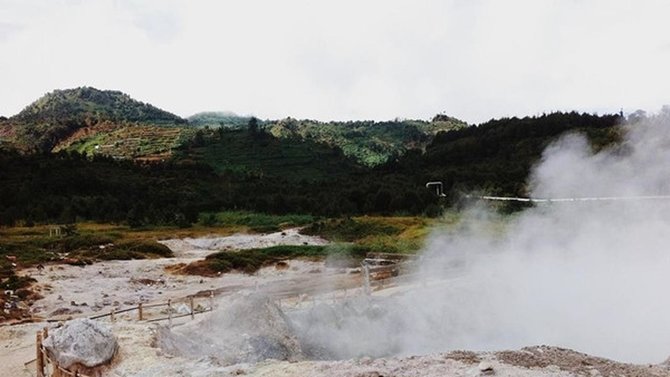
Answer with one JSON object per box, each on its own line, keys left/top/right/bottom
{"left": 469, "top": 195, "right": 670, "bottom": 203}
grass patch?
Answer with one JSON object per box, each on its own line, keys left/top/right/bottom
{"left": 75, "top": 239, "right": 173, "bottom": 260}
{"left": 181, "top": 245, "right": 328, "bottom": 275}
{"left": 0, "top": 223, "right": 177, "bottom": 267}
{"left": 179, "top": 243, "right": 376, "bottom": 276}
{"left": 303, "top": 216, "right": 434, "bottom": 254}
{"left": 303, "top": 217, "right": 401, "bottom": 241}
{"left": 200, "top": 211, "right": 315, "bottom": 233}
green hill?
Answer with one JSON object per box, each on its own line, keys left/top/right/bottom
{"left": 2, "top": 87, "right": 467, "bottom": 166}
{"left": 267, "top": 116, "right": 466, "bottom": 166}
{"left": 0, "top": 111, "right": 627, "bottom": 227}
{"left": 7, "top": 87, "right": 185, "bottom": 153}
{"left": 394, "top": 111, "right": 624, "bottom": 199}
{"left": 12, "top": 87, "right": 184, "bottom": 125}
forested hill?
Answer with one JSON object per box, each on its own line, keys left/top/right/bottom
{"left": 267, "top": 115, "right": 466, "bottom": 166}
{"left": 12, "top": 87, "right": 184, "bottom": 125}
{"left": 0, "top": 87, "right": 465, "bottom": 166}
{"left": 389, "top": 111, "right": 624, "bottom": 198}
{"left": 3, "top": 87, "right": 186, "bottom": 153}
{"left": 0, "top": 110, "right": 626, "bottom": 227}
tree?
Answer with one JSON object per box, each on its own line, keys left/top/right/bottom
{"left": 191, "top": 129, "right": 205, "bottom": 147}
{"left": 248, "top": 117, "right": 259, "bottom": 138}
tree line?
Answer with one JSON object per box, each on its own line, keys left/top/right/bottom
{"left": 0, "top": 112, "right": 623, "bottom": 227}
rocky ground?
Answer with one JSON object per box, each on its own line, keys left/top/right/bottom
{"left": 2, "top": 229, "right": 670, "bottom": 377}
{"left": 19, "top": 229, "right": 333, "bottom": 320}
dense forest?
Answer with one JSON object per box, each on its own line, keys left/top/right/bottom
{"left": 0, "top": 111, "right": 624, "bottom": 227}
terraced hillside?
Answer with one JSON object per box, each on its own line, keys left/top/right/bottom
{"left": 3, "top": 87, "right": 465, "bottom": 168}
{"left": 5, "top": 87, "right": 186, "bottom": 153}
{"left": 54, "top": 123, "right": 195, "bottom": 161}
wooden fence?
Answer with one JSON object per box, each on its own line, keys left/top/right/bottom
{"left": 36, "top": 327, "right": 89, "bottom": 377}
{"left": 32, "top": 252, "right": 416, "bottom": 376}
{"left": 34, "top": 291, "right": 214, "bottom": 377}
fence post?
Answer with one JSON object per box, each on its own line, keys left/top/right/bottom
{"left": 138, "top": 302, "right": 143, "bottom": 321}
{"left": 54, "top": 361, "right": 61, "bottom": 377}
{"left": 167, "top": 299, "right": 172, "bottom": 328}
{"left": 110, "top": 308, "right": 115, "bottom": 323}
{"left": 209, "top": 290, "right": 214, "bottom": 311}
{"left": 36, "top": 331, "right": 44, "bottom": 377}
{"left": 363, "top": 262, "right": 371, "bottom": 296}
{"left": 189, "top": 296, "right": 195, "bottom": 320}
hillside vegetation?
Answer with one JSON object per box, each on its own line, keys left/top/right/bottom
{"left": 6, "top": 87, "right": 185, "bottom": 153}
{"left": 0, "top": 86, "right": 629, "bottom": 228}
{"left": 0, "top": 110, "right": 625, "bottom": 228}
{"left": 13, "top": 87, "right": 184, "bottom": 125}
{"left": 268, "top": 115, "right": 466, "bottom": 166}
{"left": 187, "top": 112, "right": 254, "bottom": 128}
{"left": 2, "top": 87, "right": 460, "bottom": 168}
{"left": 175, "top": 127, "right": 363, "bottom": 180}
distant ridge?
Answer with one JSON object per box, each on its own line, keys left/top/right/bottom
{"left": 187, "top": 111, "right": 253, "bottom": 128}
{"left": 0, "top": 86, "right": 469, "bottom": 166}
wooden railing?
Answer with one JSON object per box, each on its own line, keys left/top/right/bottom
{"left": 32, "top": 253, "right": 416, "bottom": 376}
{"left": 34, "top": 291, "right": 215, "bottom": 377}
{"left": 85, "top": 291, "right": 215, "bottom": 325}
{"left": 36, "top": 327, "right": 91, "bottom": 377}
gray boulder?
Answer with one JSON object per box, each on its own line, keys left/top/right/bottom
{"left": 157, "top": 294, "right": 302, "bottom": 365}
{"left": 43, "top": 318, "right": 118, "bottom": 368}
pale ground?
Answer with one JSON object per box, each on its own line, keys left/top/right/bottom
{"left": 2, "top": 229, "right": 669, "bottom": 377}
{"left": 22, "top": 228, "right": 334, "bottom": 320}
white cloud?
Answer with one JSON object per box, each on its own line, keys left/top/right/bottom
{"left": 1, "top": 0, "right": 669, "bottom": 123}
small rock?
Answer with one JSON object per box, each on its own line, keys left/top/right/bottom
{"left": 479, "top": 361, "right": 494, "bottom": 375}
{"left": 359, "top": 356, "right": 372, "bottom": 365}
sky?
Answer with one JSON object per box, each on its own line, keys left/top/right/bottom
{"left": 0, "top": 0, "right": 669, "bottom": 124}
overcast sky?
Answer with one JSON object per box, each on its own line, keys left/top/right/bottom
{"left": 1, "top": 0, "right": 669, "bottom": 124}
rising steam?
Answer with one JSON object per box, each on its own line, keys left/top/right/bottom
{"left": 287, "top": 111, "right": 670, "bottom": 364}
{"left": 159, "top": 111, "right": 670, "bottom": 365}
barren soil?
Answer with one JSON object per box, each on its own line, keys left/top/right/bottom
{"left": 2, "top": 229, "right": 669, "bottom": 377}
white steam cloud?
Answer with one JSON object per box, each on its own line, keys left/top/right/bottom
{"left": 287, "top": 111, "right": 670, "bottom": 364}
{"left": 407, "top": 110, "right": 670, "bottom": 363}
{"left": 159, "top": 111, "right": 670, "bottom": 365}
